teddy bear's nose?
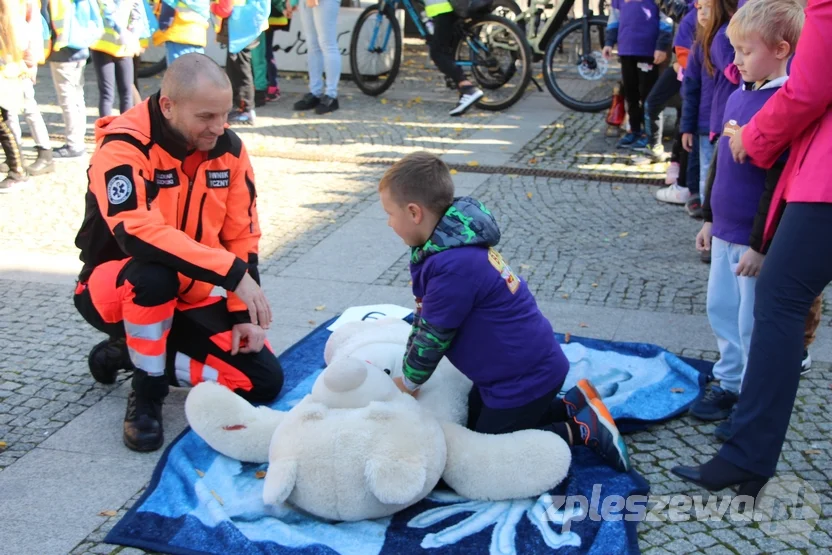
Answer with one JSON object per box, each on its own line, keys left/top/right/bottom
{"left": 323, "top": 358, "right": 368, "bottom": 392}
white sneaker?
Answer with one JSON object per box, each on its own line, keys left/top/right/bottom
{"left": 655, "top": 183, "right": 692, "bottom": 205}
{"left": 449, "top": 87, "right": 484, "bottom": 117}
{"left": 801, "top": 350, "right": 812, "bottom": 376}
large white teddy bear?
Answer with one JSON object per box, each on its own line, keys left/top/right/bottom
{"left": 185, "top": 318, "right": 572, "bottom": 522}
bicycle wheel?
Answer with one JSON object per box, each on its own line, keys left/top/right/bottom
{"left": 137, "top": 58, "right": 167, "bottom": 78}
{"left": 453, "top": 14, "right": 532, "bottom": 112}
{"left": 349, "top": 5, "right": 403, "bottom": 96}
{"left": 542, "top": 15, "right": 620, "bottom": 112}
{"left": 491, "top": 0, "right": 522, "bottom": 19}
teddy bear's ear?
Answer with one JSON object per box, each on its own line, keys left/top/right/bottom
{"left": 262, "top": 458, "right": 298, "bottom": 506}
{"left": 364, "top": 455, "right": 427, "bottom": 505}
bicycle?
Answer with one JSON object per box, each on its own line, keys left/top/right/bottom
{"left": 349, "top": 0, "right": 533, "bottom": 111}
{"left": 491, "top": 0, "right": 620, "bottom": 113}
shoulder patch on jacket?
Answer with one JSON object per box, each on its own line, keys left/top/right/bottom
{"left": 153, "top": 168, "right": 180, "bottom": 188}
{"left": 105, "top": 165, "right": 138, "bottom": 216}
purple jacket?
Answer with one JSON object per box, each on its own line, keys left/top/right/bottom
{"left": 681, "top": 44, "right": 715, "bottom": 134}
{"left": 709, "top": 24, "right": 740, "bottom": 135}
{"left": 606, "top": 0, "right": 675, "bottom": 58}
{"left": 673, "top": 7, "right": 697, "bottom": 51}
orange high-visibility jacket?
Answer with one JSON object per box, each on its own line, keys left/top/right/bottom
{"left": 74, "top": 93, "right": 260, "bottom": 322}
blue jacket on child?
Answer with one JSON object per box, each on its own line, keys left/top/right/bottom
{"left": 605, "top": 0, "right": 674, "bottom": 58}
{"left": 681, "top": 44, "right": 715, "bottom": 135}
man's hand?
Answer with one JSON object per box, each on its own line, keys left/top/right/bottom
{"left": 736, "top": 249, "right": 765, "bottom": 277}
{"left": 231, "top": 323, "right": 266, "bottom": 355}
{"left": 682, "top": 133, "right": 694, "bottom": 153}
{"left": 306, "top": 0, "right": 319, "bottom": 6}
{"left": 602, "top": 46, "right": 613, "bottom": 60}
{"left": 393, "top": 376, "right": 419, "bottom": 398}
{"left": 729, "top": 124, "right": 748, "bottom": 163}
{"left": 285, "top": 4, "right": 294, "bottom": 16}
{"left": 653, "top": 50, "right": 668, "bottom": 66}
{"left": 234, "top": 272, "right": 272, "bottom": 328}
{"left": 696, "top": 222, "right": 712, "bottom": 252}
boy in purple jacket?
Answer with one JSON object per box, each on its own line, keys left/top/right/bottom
{"left": 378, "top": 152, "right": 631, "bottom": 472}
{"left": 687, "top": 0, "right": 801, "bottom": 442}
{"left": 603, "top": 0, "right": 675, "bottom": 148}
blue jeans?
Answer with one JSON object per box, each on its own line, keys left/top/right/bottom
{"left": 699, "top": 134, "right": 716, "bottom": 200}
{"left": 165, "top": 43, "right": 205, "bottom": 66}
{"left": 706, "top": 237, "right": 756, "bottom": 394}
{"left": 299, "top": 0, "right": 341, "bottom": 98}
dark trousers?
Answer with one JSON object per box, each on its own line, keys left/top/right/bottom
{"left": 227, "top": 43, "right": 256, "bottom": 112}
{"left": 74, "top": 259, "right": 284, "bottom": 403}
{"left": 265, "top": 29, "right": 279, "bottom": 89}
{"left": 620, "top": 56, "right": 660, "bottom": 135}
{"left": 720, "top": 203, "right": 832, "bottom": 477}
{"left": 91, "top": 50, "right": 135, "bottom": 117}
{"left": 467, "top": 384, "right": 567, "bottom": 434}
{"left": 429, "top": 13, "right": 465, "bottom": 86}
{"left": 643, "top": 65, "right": 680, "bottom": 148}
{"left": 0, "top": 107, "right": 24, "bottom": 174}
{"left": 684, "top": 131, "right": 700, "bottom": 194}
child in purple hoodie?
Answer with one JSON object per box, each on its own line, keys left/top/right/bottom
{"left": 603, "top": 0, "right": 675, "bottom": 148}
{"left": 688, "top": 0, "right": 801, "bottom": 441}
{"left": 378, "top": 152, "right": 632, "bottom": 472}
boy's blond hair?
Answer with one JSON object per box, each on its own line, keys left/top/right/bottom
{"left": 727, "top": 0, "right": 804, "bottom": 52}
{"left": 378, "top": 152, "right": 455, "bottom": 216}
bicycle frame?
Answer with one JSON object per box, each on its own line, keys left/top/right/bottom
{"left": 513, "top": 0, "right": 603, "bottom": 55}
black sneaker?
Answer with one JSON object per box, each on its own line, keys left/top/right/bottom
{"left": 574, "top": 398, "right": 631, "bottom": 472}
{"left": 801, "top": 350, "right": 812, "bottom": 376}
{"left": 449, "top": 86, "right": 484, "bottom": 117}
{"left": 315, "top": 95, "right": 340, "bottom": 115}
{"left": 0, "top": 171, "right": 30, "bottom": 193}
{"left": 88, "top": 337, "right": 134, "bottom": 384}
{"left": 688, "top": 384, "right": 738, "bottom": 421}
{"left": 123, "top": 390, "right": 164, "bottom": 452}
{"left": 254, "top": 89, "right": 267, "bottom": 108}
{"left": 713, "top": 407, "right": 734, "bottom": 442}
{"left": 53, "top": 144, "right": 85, "bottom": 159}
{"left": 293, "top": 93, "right": 321, "bottom": 111}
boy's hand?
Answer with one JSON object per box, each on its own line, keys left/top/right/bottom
{"left": 682, "top": 133, "right": 694, "bottom": 153}
{"left": 393, "top": 376, "right": 419, "bottom": 398}
{"left": 736, "top": 249, "right": 765, "bottom": 277}
{"left": 653, "top": 50, "right": 668, "bottom": 65}
{"left": 729, "top": 125, "right": 748, "bottom": 163}
{"left": 696, "top": 222, "right": 712, "bottom": 252}
{"left": 602, "top": 46, "right": 613, "bottom": 60}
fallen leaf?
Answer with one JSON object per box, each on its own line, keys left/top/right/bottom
{"left": 562, "top": 294, "right": 570, "bottom": 299}
{"left": 619, "top": 232, "right": 629, "bottom": 238}
{"left": 394, "top": 116, "right": 402, "bottom": 122}
{"left": 195, "top": 469, "right": 205, "bottom": 477}
{"left": 211, "top": 490, "right": 225, "bottom": 506}
{"left": 314, "top": 305, "right": 326, "bottom": 311}
{"left": 98, "top": 510, "right": 117, "bottom": 517}
{"left": 526, "top": 192, "right": 533, "bottom": 199}
{"left": 380, "top": 98, "right": 388, "bottom": 104}
{"left": 255, "top": 470, "right": 267, "bottom": 479}
{"left": 467, "top": 161, "right": 479, "bottom": 167}
{"left": 450, "top": 169, "right": 458, "bottom": 175}
{"left": 413, "top": 96, "right": 423, "bottom": 103}
{"left": 308, "top": 320, "right": 316, "bottom": 325}
{"left": 528, "top": 157, "right": 538, "bottom": 164}
{"left": 564, "top": 333, "right": 572, "bottom": 343}
{"left": 592, "top": 283, "right": 598, "bottom": 287}
{"left": 0, "top": 441, "right": 6, "bottom": 450}
{"left": 804, "top": 449, "right": 822, "bottom": 455}
{"left": 579, "top": 323, "right": 588, "bottom": 328}
{"left": 613, "top": 186, "right": 622, "bottom": 190}
{"left": 670, "top": 388, "right": 685, "bottom": 393}
{"left": 454, "top": 127, "right": 463, "bottom": 133}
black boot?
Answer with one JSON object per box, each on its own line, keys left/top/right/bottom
{"left": 88, "top": 337, "right": 135, "bottom": 384}
{"left": 26, "top": 147, "right": 55, "bottom": 176}
{"left": 123, "top": 371, "right": 168, "bottom": 452}
{"left": 671, "top": 455, "right": 768, "bottom": 497}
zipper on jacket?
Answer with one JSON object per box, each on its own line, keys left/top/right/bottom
{"left": 193, "top": 193, "right": 207, "bottom": 243}
{"left": 180, "top": 159, "right": 207, "bottom": 232}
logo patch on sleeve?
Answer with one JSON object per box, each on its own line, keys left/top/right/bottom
{"left": 205, "top": 169, "right": 230, "bottom": 189}
{"left": 153, "top": 169, "right": 180, "bottom": 188}
{"left": 104, "top": 164, "right": 138, "bottom": 216}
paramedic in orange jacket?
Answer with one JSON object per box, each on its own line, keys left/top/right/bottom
{"left": 72, "top": 53, "right": 283, "bottom": 452}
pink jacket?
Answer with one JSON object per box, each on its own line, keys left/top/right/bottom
{"left": 742, "top": 0, "right": 832, "bottom": 244}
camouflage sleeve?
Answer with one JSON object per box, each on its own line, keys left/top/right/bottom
{"left": 401, "top": 317, "right": 457, "bottom": 391}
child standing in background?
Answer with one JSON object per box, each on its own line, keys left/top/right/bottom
{"left": 0, "top": 0, "right": 30, "bottom": 192}
{"left": 603, "top": 0, "right": 675, "bottom": 149}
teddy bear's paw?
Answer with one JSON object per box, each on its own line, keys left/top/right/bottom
{"left": 263, "top": 458, "right": 298, "bottom": 506}
{"left": 365, "top": 455, "right": 428, "bottom": 505}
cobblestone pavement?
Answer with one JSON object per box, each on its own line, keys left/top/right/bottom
{"left": 2, "top": 52, "right": 831, "bottom": 555}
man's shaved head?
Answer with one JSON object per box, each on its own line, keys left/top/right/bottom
{"left": 161, "top": 53, "right": 231, "bottom": 102}
{"left": 158, "top": 53, "right": 234, "bottom": 152}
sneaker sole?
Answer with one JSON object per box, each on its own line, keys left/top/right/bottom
{"left": 123, "top": 433, "right": 164, "bottom": 452}
{"left": 688, "top": 407, "right": 734, "bottom": 421}
{"left": 564, "top": 378, "right": 601, "bottom": 417}
{"left": 588, "top": 398, "right": 631, "bottom": 472}
{"left": 449, "top": 91, "right": 484, "bottom": 117}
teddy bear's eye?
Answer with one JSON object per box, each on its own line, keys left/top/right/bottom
{"left": 383, "top": 368, "right": 392, "bottom": 375}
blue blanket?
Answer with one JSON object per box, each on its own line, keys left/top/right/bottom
{"left": 107, "top": 319, "right": 711, "bottom": 555}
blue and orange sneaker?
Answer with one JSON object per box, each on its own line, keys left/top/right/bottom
{"left": 574, "top": 398, "right": 631, "bottom": 472}
{"left": 562, "top": 378, "right": 601, "bottom": 418}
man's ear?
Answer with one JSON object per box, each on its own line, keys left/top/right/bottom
{"left": 159, "top": 96, "right": 174, "bottom": 118}
{"left": 775, "top": 40, "right": 792, "bottom": 60}
{"left": 407, "top": 202, "right": 424, "bottom": 224}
